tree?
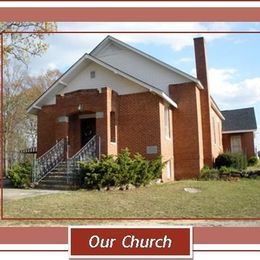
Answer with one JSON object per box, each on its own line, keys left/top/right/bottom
{"left": 1, "top": 22, "right": 57, "bottom": 64}
{"left": 1, "top": 22, "right": 57, "bottom": 173}
{"left": 3, "top": 62, "right": 61, "bottom": 171}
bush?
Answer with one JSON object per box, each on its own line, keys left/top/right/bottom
{"left": 214, "top": 152, "right": 247, "bottom": 170}
{"left": 199, "top": 166, "right": 220, "bottom": 180}
{"left": 81, "top": 155, "right": 119, "bottom": 190}
{"left": 7, "top": 161, "right": 32, "bottom": 188}
{"left": 80, "top": 149, "right": 165, "bottom": 190}
{"left": 116, "top": 149, "right": 134, "bottom": 187}
{"left": 218, "top": 166, "right": 239, "bottom": 174}
{"left": 248, "top": 156, "right": 258, "bottom": 166}
{"left": 130, "top": 153, "right": 165, "bottom": 187}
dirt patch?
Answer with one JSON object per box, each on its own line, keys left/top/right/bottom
{"left": 3, "top": 188, "right": 65, "bottom": 202}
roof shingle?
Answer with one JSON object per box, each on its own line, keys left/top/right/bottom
{"left": 221, "top": 107, "right": 257, "bottom": 132}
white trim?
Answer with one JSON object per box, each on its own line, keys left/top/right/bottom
{"left": 59, "top": 81, "right": 68, "bottom": 87}
{"left": 79, "top": 113, "right": 96, "bottom": 119}
{"left": 27, "top": 54, "right": 87, "bottom": 114}
{"left": 223, "top": 129, "right": 257, "bottom": 134}
{"left": 85, "top": 54, "right": 178, "bottom": 108}
{"left": 91, "top": 35, "right": 203, "bottom": 89}
{"left": 0, "top": 244, "right": 68, "bottom": 251}
{"left": 194, "top": 244, "right": 260, "bottom": 251}
{"left": 211, "top": 98, "right": 225, "bottom": 120}
{"left": 27, "top": 49, "right": 178, "bottom": 114}
{"left": 68, "top": 225, "right": 192, "bottom": 259}
{"left": 1, "top": 243, "right": 260, "bottom": 252}
{"left": 2, "top": 2, "right": 260, "bottom": 8}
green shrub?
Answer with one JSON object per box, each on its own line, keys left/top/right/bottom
{"left": 199, "top": 166, "right": 219, "bottom": 180}
{"left": 219, "top": 166, "right": 231, "bottom": 174}
{"left": 81, "top": 155, "right": 119, "bottom": 190}
{"left": 116, "top": 149, "right": 134, "bottom": 187}
{"left": 248, "top": 156, "right": 258, "bottom": 166}
{"left": 149, "top": 156, "right": 166, "bottom": 180}
{"left": 7, "top": 161, "right": 32, "bottom": 188}
{"left": 80, "top": 149, "right": 165, "bottom": 190}
{"left": 214, "top": 152, "right": 247, "bottom": 170}
{"left": 130, "top": 153, "right": 150, "bottom": 187}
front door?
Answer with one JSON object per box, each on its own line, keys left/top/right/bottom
{"left": 80, "top": 118, "right": 96, "bottom": 147}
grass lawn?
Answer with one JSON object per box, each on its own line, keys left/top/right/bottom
{"left": 3, "top": 179, "right": 260, "bottom": 219}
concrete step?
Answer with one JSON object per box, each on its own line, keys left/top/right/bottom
{"left": 44, "top": 175, "right": 74, "bottom": 180}
{"left": 47, "top": 172, "right": 68, "bottom": 177}
{"left": 36, "top": 183, "right": 78, "bottom": 190}
{"left": 40, "top": 178, "right": 73, "bottom": 185}
{"left": 51, "top": 167, "right": 67, "bottom": 172}
{"left": 35, "top": 161, "right": 81, "bottom": 190}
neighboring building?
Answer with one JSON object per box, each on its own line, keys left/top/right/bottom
{"left": 222, "top": 107, "right": 257, "bottom": 159}
{"left": 28, "top": 36, "right": 225, "bottom": 186}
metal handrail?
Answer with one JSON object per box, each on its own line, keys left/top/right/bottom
{"left": 33, "top": 138, "right": 67, "bottom": 183}
{"left": 66, "top": 135, "right": 100, "bottom": 185}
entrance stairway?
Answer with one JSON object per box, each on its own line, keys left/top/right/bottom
{"left": 36, "top": 161, "right": 76, "bottom": 190}
{"left": 33, "top": 135, "right": 100, "bottom": 190}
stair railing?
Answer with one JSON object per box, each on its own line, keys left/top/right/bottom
{"left": 66, "top": 135, "right": 100, "bottom": 185}
{"left": 33, "top": 138, "right": 67, "bottom": 183}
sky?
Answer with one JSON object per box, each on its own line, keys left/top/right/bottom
{"left": 26, "top": 22, "right": 260, "bottom": 151}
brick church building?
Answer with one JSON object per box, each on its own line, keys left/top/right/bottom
{"left": 27, "top": 36, "right": 236, "bottom": 186}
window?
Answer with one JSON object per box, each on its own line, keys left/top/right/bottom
{"left": 212, "top": 117, "right": 216, "bottom": 145}
{"left": 164, "top": 105, "right": 171, "bottom": 139}
{"left": 218, "top": 122, "right": 222, "bottom": 145}
{"left": 110, "top": 111, "right": 116, "bottom": 143}
{"left": 166, "top": 160, "right": 172, "bottom": 180}
{"left": 90, "top": 71, "right": 96, "bottom": 79}
{"left": 231, "top": 135, "right": 242, "bottom": 153}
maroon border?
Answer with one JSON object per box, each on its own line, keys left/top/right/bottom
{"left": 1, "top": 8, "right": 260, "bottom": 22}
{"left": 1, "top": 227, "right": 260, "bottom": 245}
{"left": 2, "top": 31, "right": 260, "bottom": 34}
{"left": 2, "top": 0, "right": 260, "bottom": 1}
{"left": 1, "top": 32, "right": 3, "bottom": 221}
{"left": 2, "top": 30, "right": 260, "bottom": 221}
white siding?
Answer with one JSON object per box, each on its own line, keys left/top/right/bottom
{"left": 44, "top": 62, "right": 148, "bottom": 105}
{"left": 44, "top": 62, "right": 146, "bottom": 105}
{"left": 96, "top": 43, "right": 191, "bottom": 95}
{"left": 62, "top": 62, "right": 145, "bottom": 96}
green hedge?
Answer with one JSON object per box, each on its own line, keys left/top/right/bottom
{"left": 80, "top": 149, "right": 165, "bottom": 190}
{"left": 7, "top": 161, "right": 32, "bottom": 188}
{"left": 214, "top": 152, "right": 247, "bottom": 170}
{"left": 248, "top": 156, "right": 259, "bottom": 166}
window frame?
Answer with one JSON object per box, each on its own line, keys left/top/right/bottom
{"left": 110, "top": 111, "right": 116, "bottom": 143}
{"left": 230, "top": 135, "right": 242, "bottom": 153}
{"left": 164, "top": 105, "right": 171, "bottom": 140}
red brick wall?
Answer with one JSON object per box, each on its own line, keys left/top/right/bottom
{"left": 37, "top": 89, "right": 162, "bottom": 162}
{"left": 194, "top": 37, "right": 213, "bottom": 166}
{"left": 118, "top": 92, "right": 161, "bottom": 160}
{"left": 169, "top": 82, "right": 204, "bottom": 179}
{"left": 37, "top": 105, "right": 57, "bottom": 157}
{"left": 37, "top": 88, "right": 112, "bottom": 157}
{"left": 222, "top": 132, "right": 255, "bottom": 159}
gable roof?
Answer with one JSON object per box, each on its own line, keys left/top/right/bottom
{"left": 27, "top": 52, "right": 178, "bottom": 114}
{"left": 91, "top": 35, "right": 203, "bottom": 89}
{"left": 221, "top": 107, "right": 257, "bottom": 133}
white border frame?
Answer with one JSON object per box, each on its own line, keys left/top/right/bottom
{"left": 68, "top": 225, "right": 193, "bottom": 259}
